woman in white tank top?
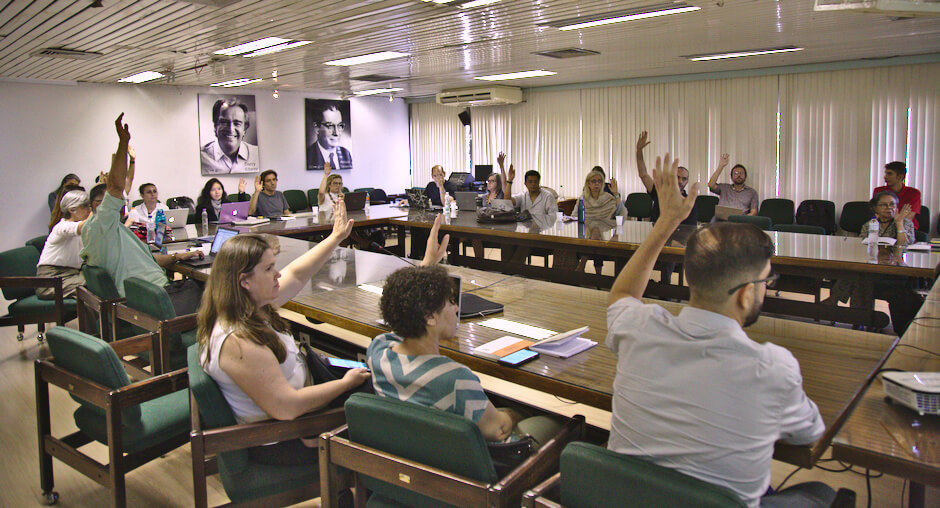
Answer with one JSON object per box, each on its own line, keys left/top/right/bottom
{"left": 197, "top": 199, "right": 370, "bottom": 465}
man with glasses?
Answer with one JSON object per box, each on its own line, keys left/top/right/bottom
{"left": 201, "top": 98, "right": 259, "bottom": 175}
{"left": 606, "top": 153, "right": 833, "bottom": 508}
{"left": 307, "top": 104, "right": 354, "bottom": 171}
{"left": 708, "top": 154, "right": 759, "bottom": 217}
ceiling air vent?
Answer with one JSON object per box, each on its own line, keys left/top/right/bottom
{"left": 30, "top": 47, "right": 103, "bottom": 60}
{"left": 436, "top": 86, "right": 522, "bottom": 107}
{"left": 532, "top": 48, "right": 600, "bottom": 59}
{"left": 352, "top": 74, "right": 401, "bottom": 82}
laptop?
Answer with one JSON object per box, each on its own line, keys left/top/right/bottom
{"left": 714, "top": 205, "right": 745, "bottom": 221}
{"left": 406, "top": 188, "right": 429, "bottom": 209}
{"left": 179, "top": 227, "right": 239, "bottom": 268}
{"left": 449, "top": 274, "right": 503, "bottom": 318}
{"left": 164, "top": 208, "right": 189, "bottom": 227}
{"left": 455, "top": 191, "right": 479, "bottom": 211}
{"left": 344, "top": 191, "right": 368, "bottom": 211}
{"left": 218, "top": 201, "right": 250, "bottom": 223}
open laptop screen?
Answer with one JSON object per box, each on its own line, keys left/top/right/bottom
{"left": 210, "top": 227, "right": 239, "bottom": 254}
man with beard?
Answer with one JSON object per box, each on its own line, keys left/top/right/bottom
{"left": 605, "top": 153, "right": 832, "bottom": 508}
{"left": 307, "top": 104, "right": 353, "bottom": 171}
{"left": 708, "top": 154, "right": 759, "bottom": 217}
{"left": 201, "top": 98, "right": 259, "bottom": 174}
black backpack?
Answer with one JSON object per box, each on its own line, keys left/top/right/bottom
{"left": 796, "top": 200, "right": 836, "bottom": 234}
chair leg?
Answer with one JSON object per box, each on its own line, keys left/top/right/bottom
{"left": 107, "top": 407, "right": 127, "bottom": 508}
{"left": 35, "top": 367, "right": 58, "bottom": 504}
{"left": 17, "top": 324, "right": 25, "bottom": 341}
{"left": 37, "top": 322, "right": 46, "bottom": 342}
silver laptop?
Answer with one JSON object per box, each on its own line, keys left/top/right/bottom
{"left": 164, "top": 208, "right": 190, "bottom": 227}
{"left": 455, "top": 191, "right": 479, "bottom": 211}
{"left": 715, "top": 205, "right": 745, "bottom": 221}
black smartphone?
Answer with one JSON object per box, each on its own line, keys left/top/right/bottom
{"left": 326, "top": 357, "right": 369, "bottom": 370}
{"left": 498, "top": 349, "right": 539, "bottom": 367}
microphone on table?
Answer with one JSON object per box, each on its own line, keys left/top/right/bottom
{"left": 369, "top": 242, "right": 418, "bottom": 267}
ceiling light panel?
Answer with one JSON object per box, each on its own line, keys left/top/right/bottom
{"left": 460, "top": 0, "right": 500, "bottom": 8}
{"left": 474, "top": 70, "right": 556, "bottom": 81}
{"left": 214, "top": 37, "right": 291, "bottom": 56}
{"left": 547, "top": 2, "right": 700, "bottom": 31}
{"left": 683, "top": 46, "right": 804, "bottom": 61}
{"left": 354, "top": 87, "right": 404, "bottom": 96}
{"left": 325, "top": 51, "right": 410, "bottom": 66}
{"left": 210, "top": 78, "right": 263, "bottom": 87}
{"left": 118, "top": 71, "right": 164, "bottom": 83}
{"left": 243, "top": 40, "right": 312, "bottom": 57}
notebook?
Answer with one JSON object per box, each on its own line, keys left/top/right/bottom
{"left": 455, "top": 191, "right": 479, "bottom": 211}
{"left": 449, "top": 274, "right": 503, "bottom": 318}
{"left": 164, "top": 208, "right": 190, "bottom": 227}
{"left": 714, "top": 205, "right": 745, "bottom": 221}
{"left": 344, "top": 191, "right": 368, "bottom": 211}
{"left": 178, "top": 226, "right": 239, "bottom": 268}
{"left": 406, "top": 188, "right": 429, "bottom": 209}
{"left": 218, "top": 201, "right": 250, "bottom": 223}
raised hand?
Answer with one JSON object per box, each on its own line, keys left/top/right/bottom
{"left": 254, "top": 174, "right": 263, "bottom": 193}
{"left": 421, "top": 213, "right": 451, "bottom": 266}
{"left": 895, "top": 204, "right": 914, "bottom": 225}
{"left": 238, "top": 178, "right": 246, "bottom": 193}
{"left": 507, "top": 164, "right": 515, "bottom": 183}
{"left": 324, "top": 160, "right": 332, "bottom": 175}
{"left": 718, "top": 153, "right": 730, "bottom": 168}
{"left": 331, "top": 198, "right": 354, "bottom": 240}
{"left": 115, "top": 113, "right": 130, "bottom": 143}
{"left": 652, "top": 153, "right": 699, "bottom": 225}
{"left": 636, "top": 131, "right": 650, "bottom": 153}
{"left": 497, "top": 152, "right": 506, "bottom": 168}
{"left": 609, "top": 177, "right": 619, "bottom": 195}
{"left": 127, "top": 144, "right": 136, "bottom": 161}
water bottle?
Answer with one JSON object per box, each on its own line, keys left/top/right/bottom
{"left": 201, "top": 208, "right": 209, "bottom": 235}
{"left": 155, "top": 208, "right": 166, "bottom": 227}
{"left": 146, "top": 220, "right": 155, "bottom": 243}
{"left": 867, "top": 217, "right": 879, "bottom": 244}
{"left": 577, "top": 199, "right": 585, "bottom": 223}
{"left": 364, "top": 193, "right": 371, "bottom": 216}
{"left": 559, "top": 184, "right": 565, "bottom": 200}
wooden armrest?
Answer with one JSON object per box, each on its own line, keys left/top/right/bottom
{"left": 0, "top": 275, "right": 62, "bottom": 289}
{"left": 110, "top": 331, "right": 158, "bottom": 357}
{"left": 114, "top": 303, "right": 162, "bottom": 330}
{"left": 36, "top": 359, "right": 111, "bottom": 408}
{"left": 201, "top": 407, "right": 346, "bottom": 455}
{"left": 111, "top": 367, "right": 189, "bottom": 408}
{"left": 499, "top": 415, "right": 585, "bottom": 489}
{"left": 162, "top": 313, "right": 197, "bottom": 334}
{"left": 523, "top": 472, "right": 561, "bottom": 507}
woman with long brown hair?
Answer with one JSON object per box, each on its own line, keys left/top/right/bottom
{"left": 197, "top": 199, "right": 369, "bottom": 465}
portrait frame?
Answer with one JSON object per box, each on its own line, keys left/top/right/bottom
{"left": 305, "top": 98, "right": 353, "bottom": 172}
{"left": 198, "top": 93, "right": 260, "bottom": 176}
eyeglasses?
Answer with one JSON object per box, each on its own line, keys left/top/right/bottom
{"left": 726, "top": 272, "right": 779, "bottom": 295}
{"left": 319, "top": 122, "right": 345, "bottom": 132}
{"left": 487, "top": 178, "right": 497, "bottom": 183}
{"left": 874, "top": 202, "right": 897, "bottom": 209}
{"left": 588, "top": 179, "right": 604, "bottom": 184}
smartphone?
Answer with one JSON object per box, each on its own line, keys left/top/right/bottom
{"left": 498, "top": 349, "right": 539, "bottom": 367}
{"left": 326, "top": 357, "right": 369, "bottom": 370}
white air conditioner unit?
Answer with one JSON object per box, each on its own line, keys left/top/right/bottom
{"left": 814, "top": 0, "right": 940, "bottom": 17}
{"left": 436, "top": 86, "right": 523, "bottom": 107}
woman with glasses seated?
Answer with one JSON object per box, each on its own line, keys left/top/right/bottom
{"left": 318, "top": 161, "right": 344, "bottom": 208}
{"left": 480, "top": 172, "right": 504, "bottom": 206}
{"left": 825, "top": 190, "right": 919, "bottom": 334}
{"left": 578, "top": 169, "right": 622, "bottom": 273}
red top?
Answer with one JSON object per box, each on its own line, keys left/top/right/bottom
{"left": 873, "top": 185, "right": 921, "bottom": 231}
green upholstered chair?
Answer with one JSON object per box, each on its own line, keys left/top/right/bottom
{"left": 839, "top": 201, "right": 872, "bottom": 235}
{"left": 773, "top": 224, "right": 826, "bottom": 235}
{"left": 284, "top": 189, "right": 309, "bottom": 212}
{"left": 166, "top": 196, "right": 195, "bottom": 214}
{"left": 695, "top": 195, "right": 719, "bottom": 223}
{"left": 916, "top": 205, "right": 930, "bottom": 236}
{"left": 187, "top": 345, "right": 346, "bottom": 508}
{"left": 728, "top": 214, "right": 772, "bottom": 231}
{"left": 131, "top": 199, "right": 143, "bottom": 207}
{"left": 522, "top": 442, "right": 746, "bottom": 508}
{"left": 353, "top": 187, "right": 374, "bottom": 193}
{"left": 36, "top": 327, "right": 189, "bottom": 507}
{"left": 625, "top": 192, "right": 653, "bottom": 221}
{"left": 77, "top": 265, "right": 127, "bottom": 342}
{"left": 342, "top": 186, "right": 350, "bottom": 194}
{"left": 225, "top": 193, "right": 251, "bottom": 203}
{"left": 915, "top": 230, "right": 928, "bottom": 242}
{"left": 0, "top": 245, "right": 76, "bottom": 341}
{"left": 320, "top": 392, "right": 585, "bottom": 508}
{"left": 307, "top": 188, "right": 320, "bottom": 208}
{"left": 758, "top": 198, "right": 795, "bottom": 226}
{"left": 26, "top": 234, "right": 48, "bottom": 252}
{"left": 368, "top": 188, "right": 389, "bottom": 204}
{"left": 796, "top": 199, "right": 837, "bottom": 235}
{"left": 113, "top": 277, "right": 196, "bottom": 374}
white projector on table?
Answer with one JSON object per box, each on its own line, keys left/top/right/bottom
{"left": 882, "top": 372, "right": 940, "bottom": 416}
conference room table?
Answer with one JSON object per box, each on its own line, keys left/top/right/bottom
{"left": 170, "top": 236, "right": 898, "bottom": 470}
{"left": 830, "top": 281, "right": 940, "bottom": 508}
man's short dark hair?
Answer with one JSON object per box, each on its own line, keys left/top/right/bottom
{"left": 138, "top": 183, "right": 156, "bottom": 196}
{"left": 684, "top": 223, "right": 774, "bottom": 299}
{"left": 380, "top": 265, "right": 457, "bottom": 339}
{"left": 731, "top": 164, "right": 747, "bottom": 177}
{"left": 315, "top": 105, "right": 343, "bottom": 125}
{"left": 259, "top": 169, "right": 278, "bottom": 182}
{"left": 524, "top": 170, "right": 540, "bottom": 182}
{"left": 211, "top": 98, "right": 250, "bottom": 127}
{"left": 90, "top": 183, "right": 107, "bottom": 204}
{"left": 885, "top": 161, "right": 907, "bottom": 179}
{"left": 870, "top": 190, "right": 899, "bottom": 210}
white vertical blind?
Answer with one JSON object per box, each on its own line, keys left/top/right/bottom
{"left": 507, "top": 90, "right": 581, "bottom": 198}
{"left": 469, "top": 105, "right": 511, "bottom": 167}
{"left": 905, "top": 65, "right": 940, "bottom": 227}
{"left": 409, "top": 102, "right": 468, "bottom": 188}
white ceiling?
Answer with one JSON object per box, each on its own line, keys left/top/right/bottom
{"left": 1, "top": 0, "right": 939, "bottom": 98}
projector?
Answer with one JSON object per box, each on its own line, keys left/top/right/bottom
{"left": 882, "top": 372, "right": 940, "bottom": 416}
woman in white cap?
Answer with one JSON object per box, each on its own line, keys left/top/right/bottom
{"left": 36, "top": 189, "right": 92, "bottom": 299}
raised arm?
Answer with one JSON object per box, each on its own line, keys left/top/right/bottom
{"left": 420, "top": 214, "right": 451, "bottom": 267}
{"left": 248, "top": 175, "right": 262, "bottom": 215}
{"left": 635, "top": 131, "right": 654, "bottom": 192}
{"left": 273, "top": 199, "right": 354, "bottom": 306}
{"left": 708, "top": 153, "right": 729, "bottom": 194}
{"left": 894, "top": 204, "right": 915, "bottom": 246}
{"left": 318, "top": 161, "right": 332, "bottom": 205}
{"left": 125, "top": 145, "right": 136, "bottom": 195}
{"left": 609, "top": 153, "right": 699, "bottom": 305}
{"left": 107, "top": 114, "right": 130, "bottom": 200}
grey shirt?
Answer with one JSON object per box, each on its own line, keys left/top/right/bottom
{"left": 713, "top": 183, "right": 759, "bottom": 215}
{"left": 256, "top": 191, "right": 289, "bottom": 218}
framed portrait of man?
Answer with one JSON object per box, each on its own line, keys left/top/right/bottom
{"left": 305, "top": 98, "right": 353, "bottom": 172}
{"left": 198, "top": 94, "right": 260, "bottom": 175}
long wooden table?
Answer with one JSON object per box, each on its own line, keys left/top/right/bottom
{"left": 169, "top": 236, "right": 900, "bottom": 470}
{"left": 831, "top": 282, "right": 940, "bottom": 507}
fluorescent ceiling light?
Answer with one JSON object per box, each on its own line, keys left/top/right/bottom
{"left": 460, "top": 0, "right": 500, "bottom": 7}
{"left": 558, "top": 5, "right": 700, "bottom": 30}
{"left": 474, "top": 70, "right": 556, "bottom": 81}
{"left": 214, "top": 37, "right": 290, "bottom": 56}
{"left": 117, "top": 71, "right": 164, "bottom": 83}
{"left": 684, "top": 46, "right": 803, "bottom": 61}
{"left": 324, "top": 51, "right": 410, "bottom": 66}
{"left": 354, "top": 87, "right": 404, "bottom": 96}
{"left": 243, "top": 40, "right": 312, "bottom": 57}
{"left": 433, "top": 0, "right": 457, "bottom": 3}
{"left": 210, "top": 78, "right": 263, "bottom": 87}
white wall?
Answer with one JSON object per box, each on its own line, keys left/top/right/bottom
{"left": 0, "top": 80, "right": 411, "bottom": 253}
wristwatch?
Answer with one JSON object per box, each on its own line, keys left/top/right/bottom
{"left": 506, "top": 180, "right": 514, "bottom": 184}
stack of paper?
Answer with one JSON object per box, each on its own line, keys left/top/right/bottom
{"left": 530, "top": 326, "right": 596, "bottom": 359}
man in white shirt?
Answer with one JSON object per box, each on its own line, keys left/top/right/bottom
{"left": 605, "top": 153, "right": 833, "bottom": 508}
{"left": 497, "top": 152, "right": 557, "bottom": 216}
{"left": 201, "top": 98, "right": 260, "bottom": 175}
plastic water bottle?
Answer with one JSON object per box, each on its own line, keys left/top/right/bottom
{"left": 559, "top": 184, "right": 565, "bottom": 200}
{"left": 364, "top": 193, "right": 371, "bottom": 216}
{"left": 577, "top": 199, "right": 585, "bottom": 223}
{"left": 867, "top": 218, "right": 879, "bottom": 244}
{"left": 146, "top": 221, "right": 155, "bottom": 243}
{"left": 201, "top": 209, "right": 209, "bottom": 235}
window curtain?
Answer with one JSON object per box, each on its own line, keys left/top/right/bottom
{"left": 409, "top": 102, "right": 468, "bottom": 189}
{"left": 469, "top": 105, "right": 511, "bottom": 168}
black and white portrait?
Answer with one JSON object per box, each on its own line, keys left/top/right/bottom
{"left": 305, "top": 98, "right": 353, "bottom": 172}
{"left": 198, "top": 94, "right": 260, "bottom": 175}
